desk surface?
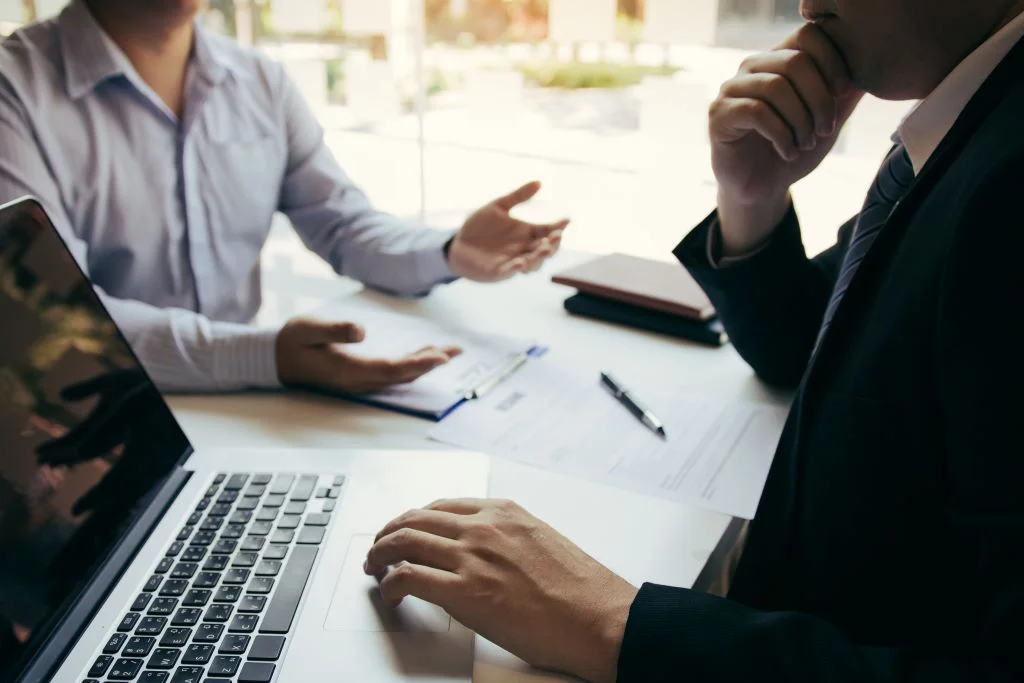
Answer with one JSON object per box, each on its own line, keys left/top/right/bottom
{"left": 166, "top": 253, "right": 786, "bottom": 680}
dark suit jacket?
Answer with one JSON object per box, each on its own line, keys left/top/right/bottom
{"left": 616, "top": 37, "right": 1024, "bottom": 683}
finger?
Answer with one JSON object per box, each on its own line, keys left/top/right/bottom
{"left": 712, "top": 98, "right": 800, "bottom": 161}
{"left": 494, "top": 181, "right": 542, "bottom": 211}
{"left": 60, "top": 371, "right": 131, "bottom": 402}
{"left": 365, "top": 528, "right": 463, "bottom": 576}
{"left": 362, "top": 349, "right": 453, "bottom": 386}
{"left": 516, "top": 218, "right": 570, "bottom": 241}
{"left": 779, "top": 24, "right": 851, "bottom": 96}
{"left": 291, "top": 319, "right": 366, "bottom": 345}
{"left": 374, "top": 508, "right": 468, "bottom": 544}
{"left": 741, "top": 55, "right": 835, "bottom": 140}
{"left": 377, "top": 562, "right": 460, "bottom": 608}
{"left": 496, "top": 256, "right": 528, "bottom": 279}
{"left": 520, "top": 243, "right": 556, "bottom": 273}
{"left": 425, "top": 498, "right": 488, "bottom": 515}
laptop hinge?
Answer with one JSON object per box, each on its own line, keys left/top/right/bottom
{"left": 15, "top": 466, "right": 193, "bottom": 683}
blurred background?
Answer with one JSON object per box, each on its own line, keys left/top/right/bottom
{"left": 1, "top": 0, "right": 914, "bottom": 317}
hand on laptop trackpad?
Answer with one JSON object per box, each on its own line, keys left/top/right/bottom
{"left": 325, "top": 535, "right": 452, "bottom": 633}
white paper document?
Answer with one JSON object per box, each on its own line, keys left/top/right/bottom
{"left": 428, "top": 361, "right": 789, "bottom": 518}
{"left": 313, "top": 302, "right": 538, "bottom": 419}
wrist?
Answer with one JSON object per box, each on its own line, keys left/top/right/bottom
{"left": 716, "top": 188, "right": 792, "bottom": 258}
{"left": 578, "top": 581, "right": 638, "bottom": 683}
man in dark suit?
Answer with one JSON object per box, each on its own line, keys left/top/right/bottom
{"left": 362, "top": 1, "right": 1024, "bottom": 681}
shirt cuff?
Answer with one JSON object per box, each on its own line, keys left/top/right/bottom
{"left": 707, "top": 217, "right": 774, "bottom": 269}
{"left": 212, "top": 326, "right": 282, "bottom": 390}
{"left": 415, "top": 229, "right": 459, "bottom": 287}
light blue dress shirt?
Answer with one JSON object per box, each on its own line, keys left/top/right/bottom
{"left": 0, "top": 0, "right": 456, "bottom": 392}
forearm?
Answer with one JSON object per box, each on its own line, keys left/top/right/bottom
{"left": 102, "top": 293, "right": 280, "bottom": 393}
{"left": 676, "top": 205, "right": 834, "bottom": 388}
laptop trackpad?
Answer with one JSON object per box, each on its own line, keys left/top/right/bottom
{"left": 324, "top": 535, "right": 452, "bottom": 633}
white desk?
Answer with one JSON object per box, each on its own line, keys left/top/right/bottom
{"left": 166, "top": 252, "right": 788, "bottom": 681}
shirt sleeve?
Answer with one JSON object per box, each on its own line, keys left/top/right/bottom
{"left": 0, "top": 80, "right": 281, "bottom": 393}
{"left": 273, "top": 61, "right": 457, "bottom": 297}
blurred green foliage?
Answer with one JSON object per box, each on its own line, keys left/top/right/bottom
{"left": 518, "top": 62, "right": 675, "bottom": 89}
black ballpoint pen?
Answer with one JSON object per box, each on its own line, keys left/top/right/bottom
{"left": 599, "top": 371, "right": 668, "bottom": 439}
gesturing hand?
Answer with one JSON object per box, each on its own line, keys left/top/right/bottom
{"left": 365, "top": 499, "right": 638, "bottom": 683}
{"left": 448, "top": 181, "right": 570, "bottom": 282}
{"left": 276, "top": 318, "right": 462, "bottom": 394}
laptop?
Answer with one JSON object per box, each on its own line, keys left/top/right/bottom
{"left": 0, "top": 197, "right": 487, "bottom": 683}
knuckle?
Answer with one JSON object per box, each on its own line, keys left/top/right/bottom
{"left": 764, "top": 74, "right": 790, "bottom": 100}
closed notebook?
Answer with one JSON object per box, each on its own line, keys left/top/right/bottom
{"left": 552, "top": 253, "right": 716, "bottom": 321}
{"left": 564, "top": 293, "right": 728, "bottom": 347}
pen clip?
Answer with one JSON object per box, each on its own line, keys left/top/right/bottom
{"left": 465, "top": 352, "right": 530, "bottom": 400}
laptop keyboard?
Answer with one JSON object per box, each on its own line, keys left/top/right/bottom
{"left": 81, "top": 472, "right": 343, "bottom": 683}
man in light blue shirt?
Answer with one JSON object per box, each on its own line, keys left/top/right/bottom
{"left": 0, "top": 0, "right": 567, "bottom": 394}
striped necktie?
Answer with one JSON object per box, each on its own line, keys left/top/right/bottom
{"left": 813, "top": 145, "right": 916, "bottom": 354}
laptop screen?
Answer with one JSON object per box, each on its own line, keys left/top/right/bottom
{"left": 0, "top": 199, "right": 191, "bottom": 680}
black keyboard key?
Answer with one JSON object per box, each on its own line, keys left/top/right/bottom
{"left": 283, "top": 501, "right": 306, "bottom": 516}
{"left": 322, "top": 499, "right": 336, "bottom": 512}
{"left": 275, "top": 515, "right": 300, "bottom": 531}
{"left": 216, "top": 490, "right": 238, "bottom": 505}
{"left": 238, "top": 661, "right": 275, "bottom": 683}
{"left": 160, "top": 580, "right": 188, "bottom": 597}
{"left": 131, "top": 593, "right": 152, "bottom": 612}
{"left": 208, "top": 503, "right": 232, "bottom": 517}
{"left": 315, "top": 487, "right": 329, "bottom": 499}
{"left": 205, "top": 485, "right": 220, "bottom": 498}
{"left": 136, "top": 616, "right": 167, "bottom": 635}
{"left": 104, "top": 632, "right": 128, "bottom": 654}
{"left": 214, "top": 586, "right": 242, "bottom": 603}
{"left": 187, "top": 512, "right": 202, "bottom": 526}
{"left": 236, "top": 496, "right": 260, "bottom": 511}
{"left": 240, "top": 536, "right": 265, "bottom": 552}
{"left": 204, "top": 604, "right": 234, "bottom": 623}
{"left": 228, "top": 614, "right": 259, "bottom": 633}
{"left": 165, "top": 542, "right": 184, "bottom": 557}
{"left": 260, "top": 546, "right": 317, "bottom": 634}
{"left": 171, "top": 563, "right": 198, "bottom": 579}
{"left": 224, "top": 474, "right": 248, "bottom": 491}
{"left": 290, "top": 475, "right": 316, "bottom": 501}
{"left": 229, "top": 510, "right": 252, "bottom": 526}
{"left": 252, "top": 473, "right": 273, "bottom": 485}
{"left": 238, "top": 595, "right": 266, "bottom": 613}
{"left": 224, "top": 568, "right": 250, "bottom": 584}
{"left": 182, "top": 643, "right": 215, "bottom": 664}
{"left": 108, "top": 657, "right": 144, "bottom": 680}
{"left": 144, "top": 575, "right": 163, "bottom": 592}
{"left": 244, "top": 484, "right": 267, "bottom": 498}
{"left": 194, "top": 623, "right": 225, "bottom": 642}
{"left": 149, "top": 598, "right": 179, "bottom": 616}
{"left": 269, "top": 474, "right": 294, "bottom": 495}
{"left": 203, "top": 555, "right": 230, "bottom": 571}
{"left": 172, "top": 608, "right": 203, "bottom": 626}
{"left": 122, "top": 636, "right": 156, "bottom": 657}
{"left": 232, "top": 552, "right": 258, "bottom": 568}
{"left": 221, "top": 524, "right": 246, "bottom": 540}
{"left": 332, "top": 475, "right": 346, "bottom": 487}
{"left": 249, "top": 635, "right": 285, "bottom": 661}
{"left": 191, "top": 530, "right": 216, "bottom": 546}
{"left": 155, "top": 557, "right": 174, "bottom": 574}
{"left": 297, "top": 526, "right": 326, "bottom": 545}
{"left": 263, "top": 494, "right": 286, "bottom": 508}
{"left": 219, "top": 634, "right": 250, "bottom": 654}
{"left": 183, "top": 589, "right": 212, "bottom": 607}
{"left": 247, "top": 578, "right": 274, "bottom": 594}
{"left": 159, "top": 628, "right": 192, "bottom": 647}
{"left": 170, "top": 665, "right": 205, "bottom": 683}
{"left": 88, "top": 655, "right": 114, "bottom": 678}
{"left": 118, "top": 613, "right": 141, "bottom": 632}
{"left": 181, "top": 547, "right": 206, "bottom": 563}
{"left": 147, "top": 648, "right": 181, "bottom": 670}
{"left": 214, "top": 474, "right": 227, "bottom": 485}
{"left": 194, "top": 572, "right": 220, "bottom": 589}
{"left": 249, "top": 521, "right": 272, "bottom": 536}
{"left": 263, "top": 545, "right": 288, "bottom": 561}
{"left": 140, "top": 672, "right": 169, "bottom": 683}
{"left": 255, "top": 560, "right": 281, "bottom": 577}
{"left": 328, "top": 487, "right": 342, "bottom": 499}
{"left": 270, "top": 529, "right": 294, "bottom": 545}
{"left": 304, "top": 513, "right": 331, "bottom": 527}
{"left": 195, "top": 497, "right": 211, "bottom": 512}
{"left": 212, "top": 539, "right": 237, "bottom": 555}
{"left": 255, "top": 507, "right": 278, "bottom": 522}
{"left": 200, "top": 517, "right": 224, "bottom": 532}
{"left": 208, "top": 654, "right": 242, "bottom": 677}
{"left": 176, "top": 526, "right": 193, "bottom": 542}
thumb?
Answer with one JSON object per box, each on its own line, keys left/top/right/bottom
{"left": 494, "top": 181, "right": 542, "bottom": 211}
{"left": 288, "top": 319, "right": 366, "bottom": 346}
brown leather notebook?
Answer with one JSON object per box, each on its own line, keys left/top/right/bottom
{"left": 552, "top": 253, "right": 716, "bottom": 321}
